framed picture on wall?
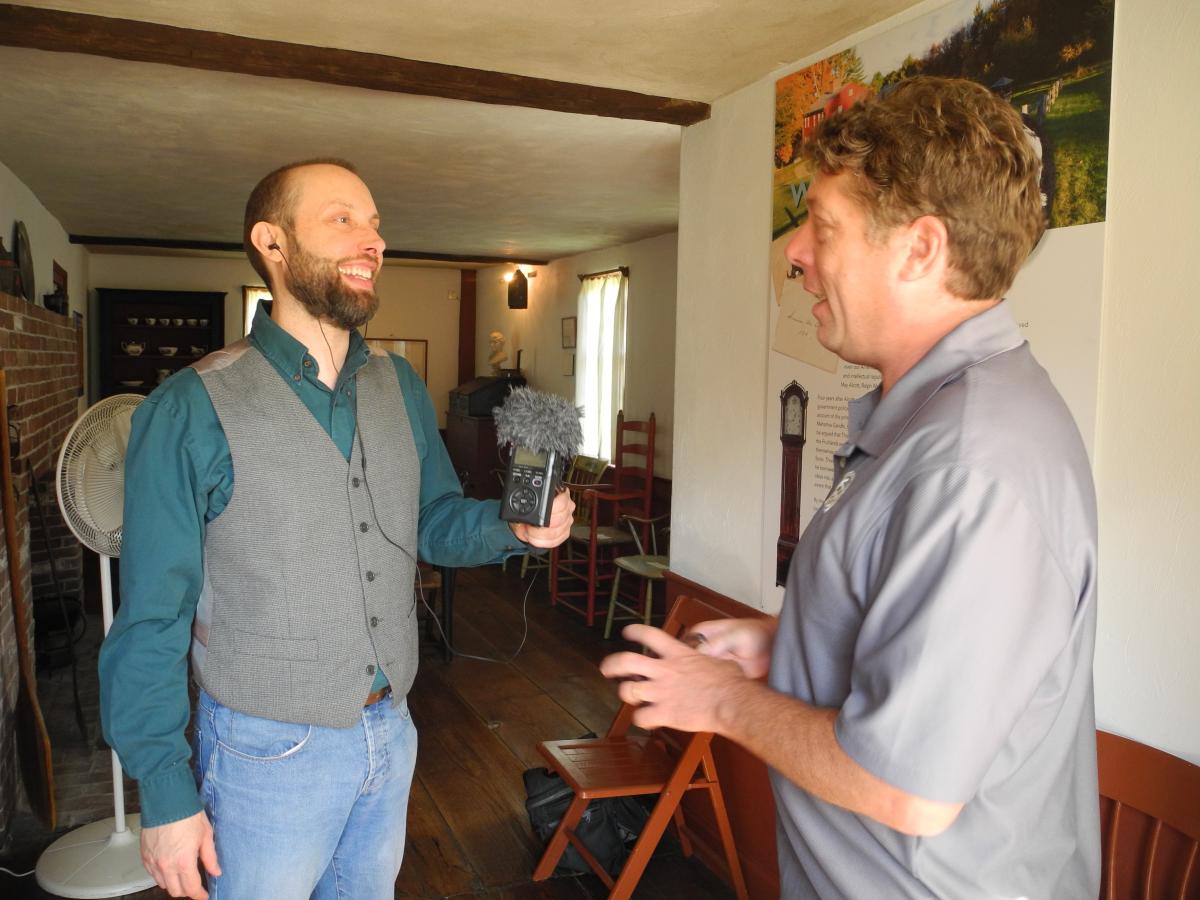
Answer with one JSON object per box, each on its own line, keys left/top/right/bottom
{"left": 243, "top": 285, "right": 272, "bottom": 336}
{"left": 367, "top": 337, "right": 428, "bottom": 383}
{"left": 561, "top": 316, "right": 577, "bottom": 349}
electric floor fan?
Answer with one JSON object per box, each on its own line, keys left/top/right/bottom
{"left": 35, "top": 393, "right": 157, "bottom": 898}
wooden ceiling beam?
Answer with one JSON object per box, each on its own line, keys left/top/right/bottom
{"left": 0, "top": 4, "right": 710, "bottom": 126}
{"left": 69, "top": 235, "right": 549, "bottom": 266}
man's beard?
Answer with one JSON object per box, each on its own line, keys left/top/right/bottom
{"left": 282, "top": 236, "right": 380, "bottom": 330}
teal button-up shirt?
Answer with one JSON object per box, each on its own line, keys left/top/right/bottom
{"left": 99, "top": 303, "right": 524, "bottom": 828}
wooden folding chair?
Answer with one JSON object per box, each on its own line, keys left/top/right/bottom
{"left": 531, "top": 594, "right": 749, "bottom": 900}
{"left": 1097, "top": 730, "right": 1200, "bottom": 898}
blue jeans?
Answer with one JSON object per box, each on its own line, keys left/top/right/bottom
{"left": 193, "top": 688, "right": 418, "bottom": 900}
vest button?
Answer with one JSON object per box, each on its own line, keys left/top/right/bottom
{"left": 360, "top": 522, "right": 369, "bottom": 532}
{"left": 366, "top": 571, "right": 376, "bottom": 582}
{"left": 292, "top": 373, "right": 301, "bottom": 382}
{"left": 370, "top": 616, "right": 379, "bottom": 627}
{"left": 366, "top": 664, "right": 375, "bottom": 675}
{"left": 352, "top": 477, "right": 361, "bottom": 488}
{"left": 303, "top": 358, "right": 312, "bottom": 368}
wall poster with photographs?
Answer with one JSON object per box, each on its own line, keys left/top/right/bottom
{"left": 763, "top": 0, "right": 1114, "bottom": 598}
{"left": 367, "top": 338, "right": 428, "bottom": 383}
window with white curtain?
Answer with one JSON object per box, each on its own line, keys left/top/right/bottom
{"left": 575, "top": 270, "right": 628, "bottom": 461}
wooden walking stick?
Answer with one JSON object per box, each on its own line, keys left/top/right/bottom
{"left": 0, "top": 368, "right": 55, "bottom": 828}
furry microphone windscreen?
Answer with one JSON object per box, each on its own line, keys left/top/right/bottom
{"left": 493, "top": 387, "right": 583, "bottom": 458}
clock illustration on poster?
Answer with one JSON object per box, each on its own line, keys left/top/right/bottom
{"left": 777, "top": 380, "right": 809, "bottom": 586}
{"left": 13, "top": 221, "right": 35, "bottom": 304}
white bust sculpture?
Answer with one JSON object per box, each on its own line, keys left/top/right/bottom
{"left": 488, "top": 330, "right": 509, "bottom": 375}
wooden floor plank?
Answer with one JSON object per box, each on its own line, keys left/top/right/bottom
{"left": 394, "top": 776, "right": 479, "bottom": 898}
{"left": 447, "top": 571, "right": 623, "bottom": 737}
{"left": 408, "top": 665, "right": 544, "bottom": 887}
{"left": 436, "top": 628, "right": 596, "bottom": 770}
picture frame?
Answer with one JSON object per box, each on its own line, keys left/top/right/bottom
{"left": 242, "top": 285, "right": 272, "bottom": 336}
{"left": 367, "top": 337, "right": 428, "bottom": 383}
{"left": 561, "top": 352, "right": 575, "bottom": 377}
{"left": 561, "top": 316, "right": 577, "bottom": 349}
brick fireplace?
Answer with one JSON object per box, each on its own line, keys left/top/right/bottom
{"left": 0, "top": 289, "right": 84, "bottom": 841}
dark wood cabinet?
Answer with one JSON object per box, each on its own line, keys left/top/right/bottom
{"left": 97, "top": 288, "right": 225, "bottom": 399}
{"left": 445, "top": 412, "right": 501, "bottom": 500}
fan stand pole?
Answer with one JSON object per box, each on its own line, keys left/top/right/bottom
{"left": 34, "top": 552, "right": 155, "bottom": 898}
{"left": 98, "top": 554, "right": 128, "bottom": 837}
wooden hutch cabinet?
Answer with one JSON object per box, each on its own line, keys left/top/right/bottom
{"left": 97, "top": 288, "right": 225, "bottom": 400}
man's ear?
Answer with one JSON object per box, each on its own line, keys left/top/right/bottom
{"left": 250, "top": 221, "right": 283, "bottom": 258}
{"left": 899, "top": 215, "right": 949, "bottom": 284}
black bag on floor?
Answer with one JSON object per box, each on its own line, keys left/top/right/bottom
{"left": 523, "top": 763, "right": 651, "bottom": 878}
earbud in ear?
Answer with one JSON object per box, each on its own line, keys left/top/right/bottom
{"left": 268, "top": 242, "right": 280, "bottom": 251}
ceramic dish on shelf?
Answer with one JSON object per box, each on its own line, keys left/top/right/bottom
{"left": 119, "top": 380, "right": 144, "bottom": 388}
{"left": 159, "top": 346, "right": 178, "bottom": 357}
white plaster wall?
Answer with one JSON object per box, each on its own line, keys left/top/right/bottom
{"left": 1092, "top": 0, "right": 1200, "bottom": 764}
{"left": 671, "top": 88, "right": 773, "bottom": 603}
{"left": 475, "top": 231, "right": 678, "bottom": 477}
{"left": 674, "top": 0, "right": 1199, "bottom": 760}
{"left": 365, "top": 267, "right": 460, "bottom": 427}
{"left": 87, "top": 256, "right": 461, "bottom": 427}
{"left": 0, "top": 159, "right": 89, "bottom": 321}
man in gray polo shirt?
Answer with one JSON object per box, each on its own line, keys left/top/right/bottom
{"left": 602, "top": 77, "right": 1099, "bottom": 898}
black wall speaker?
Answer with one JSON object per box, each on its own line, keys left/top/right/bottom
{"left": 507, "top": 269, "right": 528, "bottom": 309}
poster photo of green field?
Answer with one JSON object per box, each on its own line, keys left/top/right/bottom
{"left": 772, "top": 0, "right": 1115, "bottom": 240}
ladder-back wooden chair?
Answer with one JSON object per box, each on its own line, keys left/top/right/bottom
{"left": 604, "top": 512, "right": 670, "bottom": 639}
{"left": 550, "top": 411, "right": 655, "bottom": 626}
{"left": 532, "top": 593, "right": 749, "bottom": 900}
{"left": 519, "top": 454, "right": 608, "bottom": 578}
{"left": 1097, "top": 730, "right": 1200, "bottom": 899}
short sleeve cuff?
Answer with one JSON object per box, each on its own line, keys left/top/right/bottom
{"left": 138, "top": 762, "right": 204, "bottom": 828}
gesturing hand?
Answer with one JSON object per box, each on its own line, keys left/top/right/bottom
{"left": 140, "top": 811, "right": 221, "bottom": 899}
{"left": 599, "top": 624, "right": 753, "bottom": 733}
{"left": 687, "top": 617, "right": 777, "bottom": 679}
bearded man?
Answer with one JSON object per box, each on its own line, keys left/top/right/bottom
{"left": 99, "top": 159, "right": 574, "bottom": 900}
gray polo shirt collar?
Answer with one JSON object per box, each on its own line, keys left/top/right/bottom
{"left": 839, "top": 301, "right": 1024, "bottom": 462}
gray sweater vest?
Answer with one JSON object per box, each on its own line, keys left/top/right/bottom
{"left": 190, "top": 341, "right": 420, "bottom": 727}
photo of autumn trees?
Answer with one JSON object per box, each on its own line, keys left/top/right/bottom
{"left": 773, "top": 0, "right": 1114, "bottom": 236}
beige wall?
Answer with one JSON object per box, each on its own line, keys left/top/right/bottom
{"left": 0, "top": 159, "right": 89, "bottom": 321}
{"left": 86, "top": 256, "right": 461, "bottom": 426}
{"left": 673, "top": 0, "right": 1199, "bottom": 762}
{"left": 475, "top": 231, "right": 678, "bottom": 477}
{"left": 365, "top": 266, "right": 460, "bottom": 427}
{"left": 1092, "top": 0, "right": 1199, "bottom": 763}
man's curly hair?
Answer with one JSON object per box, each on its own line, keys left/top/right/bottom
{"left": 801, "top": 77, "right": 1045, "bottom": 300}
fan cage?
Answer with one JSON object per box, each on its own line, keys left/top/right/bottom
{"left": 56, "top": 393, "right": 143, "bottom": 557}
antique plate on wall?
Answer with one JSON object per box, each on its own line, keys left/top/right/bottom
{"left": 13, "top": 221, "right": 34, "bottom": 303}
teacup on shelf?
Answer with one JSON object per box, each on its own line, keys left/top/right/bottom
{"left": 172, "top": 318, "right": 184, "bottom": 327}
{"left": 144, "top": 317, "right": 157, "bottom": 326}
{"left": 159, "top": 346, "right": 178, "bottom": 357}
{"left": 190, "top": 345, "right": 207, "bottom": 357}
{"left": 157, "top": 369, "right": 172, "bottom": 384}
{"left": 121, "top": 341, "right": 146, "bottom": 357}
{"left": 186, "top": 318, "right": 198, "bottom": 327}
{"left": 126, "top": 317, "right": 140, "bottom": 326}
{"left": 198, "top": 319, "right": 209, "bottom": 327}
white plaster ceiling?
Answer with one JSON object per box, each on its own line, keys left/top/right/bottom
{"left": 0, "top": 0, "right": 921, "bottom": 260}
